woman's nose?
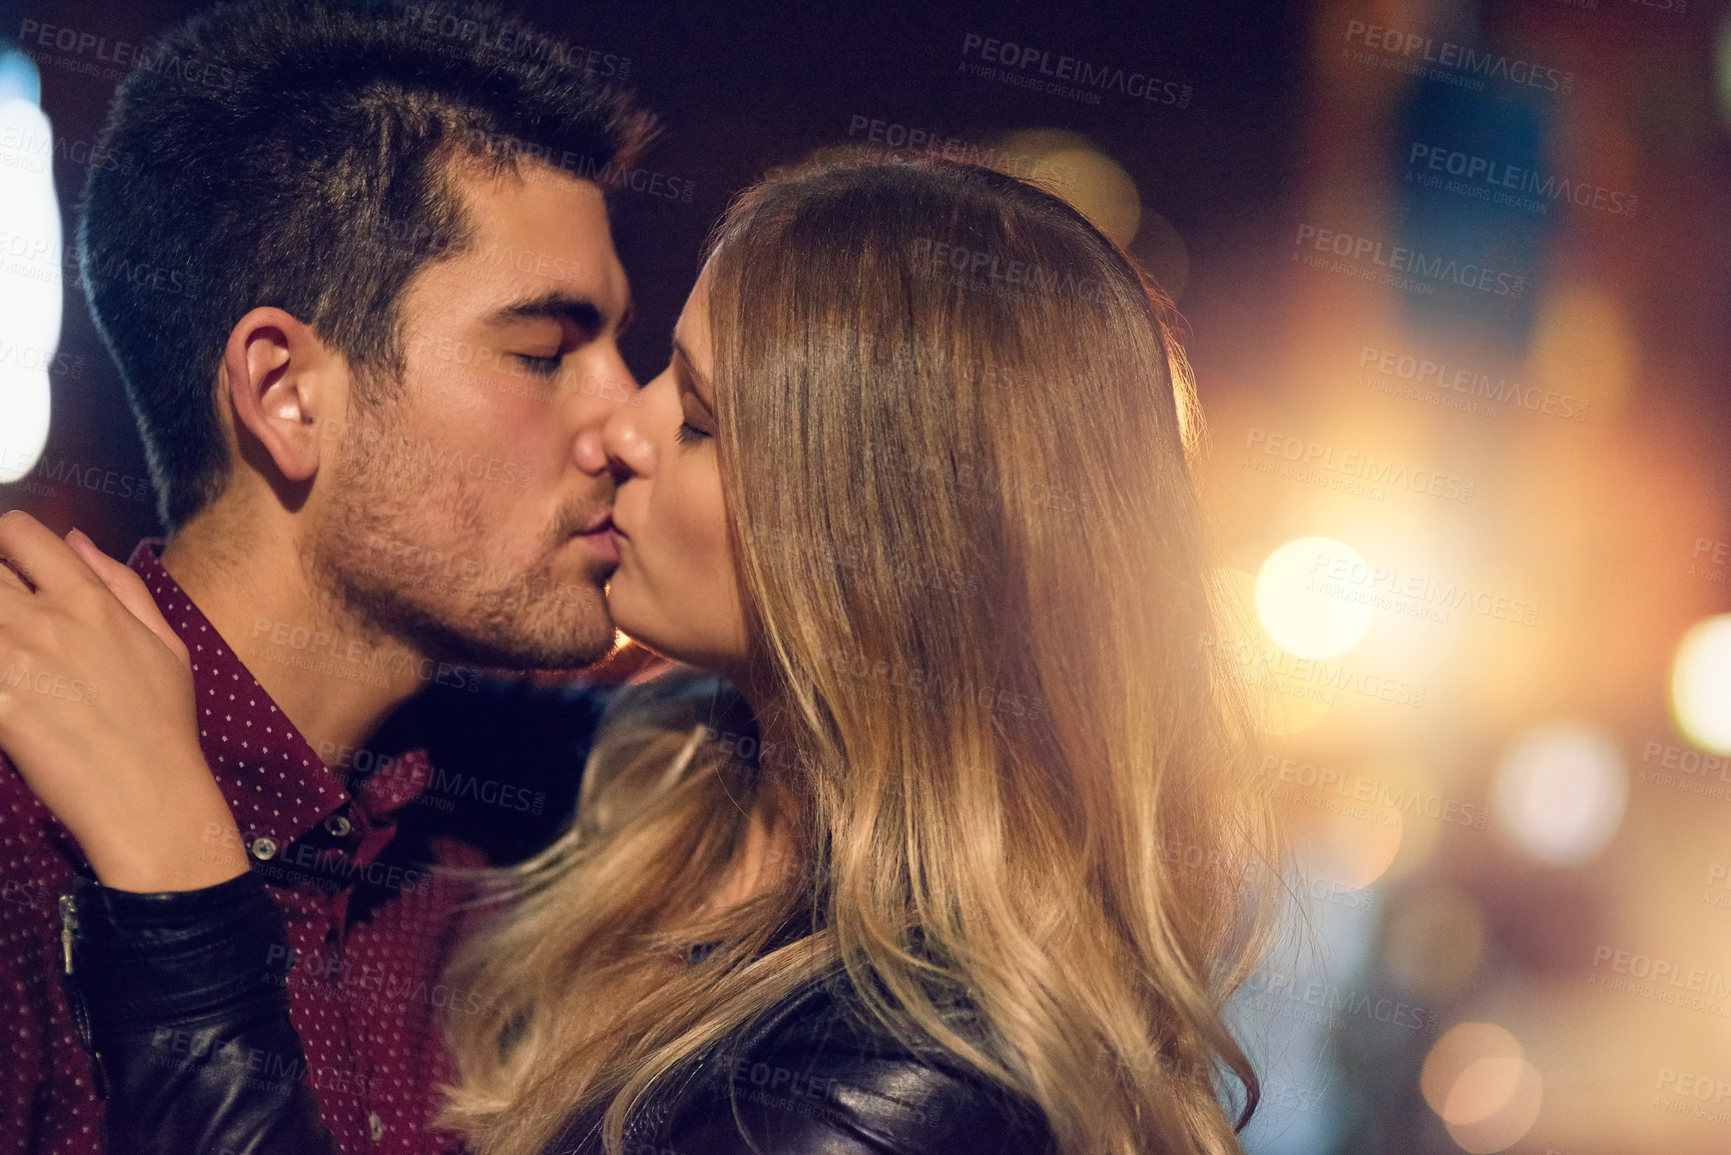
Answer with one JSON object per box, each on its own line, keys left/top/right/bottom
{"left": 600, "top": 398, "right": 654, "bottom": 480}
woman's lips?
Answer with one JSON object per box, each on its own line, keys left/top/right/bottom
{"left": 574, "top": 515, "right": 620, "bottom": 563}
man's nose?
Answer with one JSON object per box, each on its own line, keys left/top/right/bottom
{"left": 573, "top": 426, "right": 609, "bottom": 475}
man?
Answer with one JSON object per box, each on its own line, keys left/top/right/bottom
{"left": 0, "top": 1, "right": 658, "bottom": 1150}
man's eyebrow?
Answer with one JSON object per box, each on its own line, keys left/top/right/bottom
{"left": 488, "top": 291, "right": 609, "bottom": 332}
{"left": 670, "top": 337, "right": 714, "bottom": 405}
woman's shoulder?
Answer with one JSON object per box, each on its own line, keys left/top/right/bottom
{"left": 665, "top": 973, "right": 1057, "bottom": 1155}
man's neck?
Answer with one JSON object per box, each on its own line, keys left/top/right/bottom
{"left": 159, "top": 518, "right": 427, "bottom": 768}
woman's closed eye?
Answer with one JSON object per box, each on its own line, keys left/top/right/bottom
{"left": 675, "top": 376, "right": 716, "bottom": 446}
{"left": 668, "top": 338, "right": 718, "bottom": 447}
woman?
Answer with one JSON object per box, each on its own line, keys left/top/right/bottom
{"left": 6, "top": 153, "right": 1279, "bottom": 1154}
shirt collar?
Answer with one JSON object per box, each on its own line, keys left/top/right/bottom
{"left": 128, "top": 538, "right": 358, "bottom": 851}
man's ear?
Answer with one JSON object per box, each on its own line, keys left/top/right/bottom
{"left": 218, "top": 306, "right": 344, "bottom": 486}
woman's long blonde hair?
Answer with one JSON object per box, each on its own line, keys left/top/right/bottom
{"left": 439, "top": 153, "right": 1281, "bottom": 1155}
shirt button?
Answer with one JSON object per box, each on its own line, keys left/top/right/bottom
{"left": 323, "top": 814, "right": 353, "bottom": 838}
{"left": 369, "top": 1112, "right": 386, "bottom": 1141}
{"left": 249, "top": 836, "right": 278, "bottom": 860}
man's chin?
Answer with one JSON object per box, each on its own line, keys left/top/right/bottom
{"left": 347, "top": 581, "right": 616, "bottom": 674}
{"left": 430, "top": 625, "right": 617, "bottom": 674}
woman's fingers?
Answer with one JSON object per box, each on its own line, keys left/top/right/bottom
{"left": 0, "top": 513, "right": 232, "bottom": 891}
{"left": 64, "top": 529, "right": 188, "bottom": 665}
{"left": 0, "top": 510, "right": 106, "bottom": 599}
{"left": 0, "top": 554, "right": 28, "bottom": 595}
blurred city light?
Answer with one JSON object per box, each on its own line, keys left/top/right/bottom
{"left": 1292, "top": 791, "right": 1403, "bottom": 891}
{"left": 1669, "top": 614, "right": 1731, "bottom": 755}
{"left": 1421, "top": 1022, "right": 1543, "bottom": 1152}
{"left": 1422, "top": 1022, "right": 1523, "bottom": 1117}
{"left": 0, "top": 49, "right": 58, "bottom": 484}
{"left": 1382, "top": 885, "right": 1486, "bottom": 1000}
{"left": 1215, "top": 567, "right": 1333, "bottom": 734}
{"left": 1128, "top": 208, "right": 1190, "bottom": 301}
{"left": 1717, "top": 8, "right": 1731, "bottom": 128}
{"left": 1527, "top": 284, "right": 1636, "bottom": 421}
{"left": 995, "top": 128, "right": 1141, "bottom": 247}
{"left": 1445, "top": 1059, "right": 1543, "bottom": 1153}
{"left": 1491, "top": 723, "right": 1627, "bottom": 867}
{"left": 1255, "top": 537, "right": 1375, "bottom": 660}
{"left": 993, "top": 127, "right": 1190, "bottom": 299}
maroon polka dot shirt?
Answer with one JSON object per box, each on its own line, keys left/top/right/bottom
{"left": 0, "top": 541, "right": 478, "bottom": 1153}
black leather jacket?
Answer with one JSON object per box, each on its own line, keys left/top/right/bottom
{"left": 65, "top": 872, "right": 1057, "bottom": 1155}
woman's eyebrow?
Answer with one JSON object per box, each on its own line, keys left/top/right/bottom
{"left": 670, "top": 337, "right": 716, "bottom": 408}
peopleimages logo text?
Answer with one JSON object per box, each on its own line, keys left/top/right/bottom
{"left": 1344, "top": 20, "right": 1574, "bottom": 94}
{"left": 960, "top": 33, "right": 1191, "bottom": 107}
{"left": 1407, "top": 143, "right": 1636, "bottom": 217}
{"left": 1294, "top": 224, "right": 1527, "bottom": 298}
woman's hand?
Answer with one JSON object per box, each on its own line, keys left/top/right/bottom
{"left": 0, "top": 511, "right": 248, "bottom": 892}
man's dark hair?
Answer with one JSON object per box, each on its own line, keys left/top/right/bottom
{"left": 79, "top": 0, "right": 654, "bottom": 529}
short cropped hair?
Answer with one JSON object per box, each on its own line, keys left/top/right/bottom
{"left": 79, "top": 0, "right": 654, "bottom": 528}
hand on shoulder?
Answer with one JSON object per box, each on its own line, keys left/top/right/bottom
{"left": 0, "top": 512, "right": 246, "bottom": 892}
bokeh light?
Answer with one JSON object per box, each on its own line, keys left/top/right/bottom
{"left": 0, "top": 78, "right": 59, "bottom": 484}
{"left": 1213, "top": 568, "right": 1333, "bottom": 734}
{"left": 1492, "top": 723, "right": 1627, "bottom": 867}
{"left": 1128, "top": 208, "right": 1190, "bottom": 301}
{"left": 1382, "top": 886, "right": 1486, "bottom": 999}
{"left": 1044, "top": 147, "right": 1140, "bottom": 247}
{"left": 1717, "top": 8, "right": 1731, "bottom": 128}
{"left": 1422, "top": 1023, "right": 1523, "bottom": 1116}
{"left": 1255, "top": 537, "right": 1375, "bottom": 660}
{"left": 1669, "top": 614, "right": 1731, "bottom": 755}
{"left": 1445, "top": 1060, "right": 1543, "bottom": 1153}
{"left": 1527, "top": 284, "right": 1636, "bottom": 422}
{"left": 1292, "top": 791, "right": 1404, "bottom": 892}
{"left": 1446, "top": 1056, "right": 1524, "bottom": 1125}
{"left": 1421, "top": 1023, "right": 1544, "bottom": 1153}
{"left": 995, "top": 129, "right": 1141, "bottom": 247}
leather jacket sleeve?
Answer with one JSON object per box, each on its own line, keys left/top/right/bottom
{"left": 63, "top": 869, "right": 342, "bottom": 1155}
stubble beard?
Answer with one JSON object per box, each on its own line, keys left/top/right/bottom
{"left": 308, "top": 430, "right": 617, "bottom": 673}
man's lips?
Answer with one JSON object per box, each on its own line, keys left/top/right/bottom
{"left": 570, "top": 513, "right": 620, "bottom": 563}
